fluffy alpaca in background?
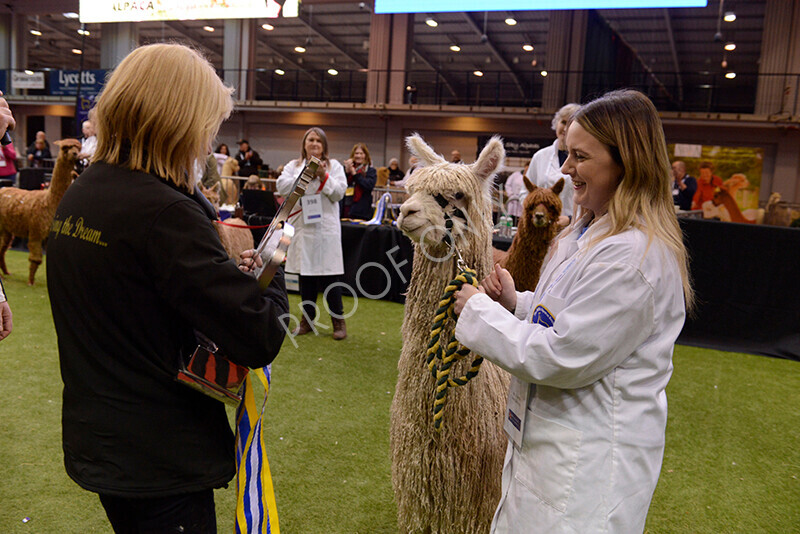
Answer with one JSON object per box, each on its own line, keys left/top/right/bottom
{"left": 497, "top": 177, "right": 564, "bottom": 292}
{"left": 0, "top": 139, "right": 81, "bottom": 285}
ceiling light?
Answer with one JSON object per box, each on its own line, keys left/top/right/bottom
{"left": 24, "top": 70, "right": 34, "bottom": 75}
{"left": 505, "top": 17, "right": 517, "bottom": 26}
{"left": 203, "top": 26, "right": 214, "bottom": 32}
{"left": 262, "top": 23, "right": 275, "bottom": 31}
{"left": 540, "top": 70, "right": 548, "bottom": 77}
{"left": 450, "top": 44, "right": 461, "bottom": 52}
{"left": 724, "top": 42, "right": 736, "bottom": 51}
{"left": 30, "top": 29, "right": 42, "bottom": 36}
{"left": 721, "top": 59, "right": 728, "bottom": 68}
{"left": 522, "top": 44, "right": 534, "bottom": 52}
{"left": 723, "top": 11, "right": 736, "bottom": 22}
{"left": 425, "top": 17, "right": 438, "bottom": 28}
{"left": 725, "top": 72, "right": 736, "bottom": 79}
{"left": 275, "top": 68, "right": 285, "bottom": 75}
{"left": 77, "top": 28, "right": 90, "bottom": 36}
{"left": 63, "top": 12, "right": 79, "bottom": 19}
{"left": 473, "top": 70, "right": 484, "bottom": 77}
{"left": 72, "top": 49, "right": 83, "bottom": 55}
{"left": 327, "top": 68, "right": 339, "bottom": 76}
{"left": 294, "top": 46, "right": 306, "bottom": 53}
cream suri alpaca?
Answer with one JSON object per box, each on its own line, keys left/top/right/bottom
{"left": 391, "top": 134, "right": 510, "bottom": 534}
{"left": 220, "top": 156, "right": 240, "bottom": 205}
{"left": 0, "top": 139, "right": 81, "bottom": 285}
{"left": 496, "top": 176, "right": 564, "bottom": 293}
{"left": 199, "top": 183, "right": 254, "bottom": 263}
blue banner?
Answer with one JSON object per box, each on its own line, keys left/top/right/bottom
{"left": 0, "top": 70, "right": 6, "bottom": 94}
{"left": 50, "top": 69, "right": 107, "bottom": 96}
{"left": 77, "top": 95, "right": 97, "bottom": 125}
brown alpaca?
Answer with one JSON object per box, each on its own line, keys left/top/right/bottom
{"left": 220, "top": 157, "right": 240, "bottom": 204}
{"left": 0, "top": 139, "right": 81, "bottom": 285}
{"left": 199, "top": 183, "right": 254, "bottom": 263}
{"left": 391, "top": 134, "right": 509, "bottom": 534}
{"left": 498, "top": 177, "right": 564, "bottom": 292}
{"left": 712, "top": 187, "right": 755, "bottom": 224}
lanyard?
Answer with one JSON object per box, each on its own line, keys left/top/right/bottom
{"left": 288, "top": 170, "right": 329, "bottom": 219}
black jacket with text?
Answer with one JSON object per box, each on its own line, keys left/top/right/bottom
{"left": 47, "top": 162, "right": 289, "bottom": 497}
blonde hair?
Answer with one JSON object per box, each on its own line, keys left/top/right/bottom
{"left": 93, "top": 43, "right": 233, "bottom": 189}
{"left": 350, "top": 142, "right": 372, "bottom": 166}
{"left": 571, "top": 89, "right": 694, "bottom": 310}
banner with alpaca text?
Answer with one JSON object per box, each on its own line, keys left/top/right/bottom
{"left": 668, "top": 143, "right": 763, "bottom": 224}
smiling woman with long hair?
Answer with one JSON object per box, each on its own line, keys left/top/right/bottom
{"left": 46, "top": 43, "right": 289, "bottom": 533}
{"left": 454, "top": 89, "right": 692, "bottom": 533}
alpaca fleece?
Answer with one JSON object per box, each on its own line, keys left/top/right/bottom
{"left": 0, "top": 139, "right": 80, "bottom": 285}
{"left": 499, "top": 177, "right": 564, "bottom": 293}
{"left": 391, "top": 135, "right": 509, "bottom": 534}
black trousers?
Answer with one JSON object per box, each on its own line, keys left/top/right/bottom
{"left": 298, "top": 274, "right": 344, "bottom": 320}
{"left": 99, "top": 489, "right": 216, "bottom": 534}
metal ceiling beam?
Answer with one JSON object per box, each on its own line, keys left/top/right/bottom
{"left": 461, "top": 12, "right": 525, "bottom": 98}
{"left": 254, "top": 38, "right": 320, "bottom": 84}
{"left": 295, "top": 10, "right": 367, "bottom": 69}
{"left": 35, "top": 17, "right": 100, "bottom": 52}
{"left": 163, "top": 20, "right": 223, "bottom": 59}
{"left": 663, "top": 8, "right": 684, "bottom": 102}
{"left": 596, "top": 12, "right": 677, "bottom": 106}
{"left": 411, "top": 47, "right": 458, "bottom": 99}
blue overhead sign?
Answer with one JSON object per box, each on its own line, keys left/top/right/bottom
{"left": 0, "top": 70, "right": 6, "bottom": 94}
{"left": 375, "top": 0, "right": 707, "bottom": 13}
{"left": 50, "top": 69, "right": 107, "bottom": 96}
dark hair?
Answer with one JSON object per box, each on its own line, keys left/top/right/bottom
{"left": 215, "top": 143, "right": 229, "bottom": 155}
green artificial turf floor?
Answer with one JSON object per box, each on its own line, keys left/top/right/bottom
{"left": 0, "top": 249, "right": 797, "bottom": 533}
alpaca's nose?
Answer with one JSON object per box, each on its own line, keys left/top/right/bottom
{"left": 400, "top": 202, "right": 419, "bottom": 218}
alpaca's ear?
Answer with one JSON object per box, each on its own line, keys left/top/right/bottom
{"left": 471, "top": 136, "right": 505, "bottom": 182}
{"left": 523, "top": 176, "right": 537, "bottom": 193}
{"left": 551, "top": 177, "right": 565, "bottom": 196}
{"left": 406, "top": 134, "right": 446, "bottom": 167}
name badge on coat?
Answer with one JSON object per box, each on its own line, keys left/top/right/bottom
{"left": 302, "top": 194, "right": 323, "bottom": 224}
{"left": 504, "top": 376, "right": 531, "bottom": 448}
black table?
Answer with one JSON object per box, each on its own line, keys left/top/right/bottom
{"left": 677, "top": 218, "right": 800, "bottom": 361}
{"left": 340, "top": 222, "right": 414, "bottom": 304}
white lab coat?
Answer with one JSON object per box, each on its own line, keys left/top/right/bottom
{"left": 525, "top": 142, "right": 574, "bottom": 218}
{"left": 504, "top": 171, "right": 526, "bottom": 218}
{"left": 456, "top": 214, "right": 685, "bottom": 534}
{"left": 276, "top": 158, "right": 347, "bottom": 276}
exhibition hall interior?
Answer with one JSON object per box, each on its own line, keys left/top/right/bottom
{"left": 0, "top": 0, "right": 797, "bottom": 533}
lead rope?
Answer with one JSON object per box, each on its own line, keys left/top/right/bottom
{"left": 425, "top": 249, "right": 484, "bottom": 432}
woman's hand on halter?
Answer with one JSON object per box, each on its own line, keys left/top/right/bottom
{"left": 481, "top": 264, "right": 517, "bottom": 312}
{"left": 453, "top": 283, "right": 483, "bottom": 316}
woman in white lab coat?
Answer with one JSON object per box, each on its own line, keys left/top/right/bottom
{"left": 454, "top": 90, "right": 693, "bottom": 533}
{"left": 526, "top": 103, "right": 581, "bottom": 226}
{"left": 276, "top": 127, "right": 348, "bottom": 339}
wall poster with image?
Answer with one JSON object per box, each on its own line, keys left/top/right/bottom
{"left": 669, "top": 143, "right": 764, "bottom": 223}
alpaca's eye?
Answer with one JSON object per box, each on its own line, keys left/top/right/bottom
{"left": 454, "top": 192, "right": 465, "bottom": 200}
